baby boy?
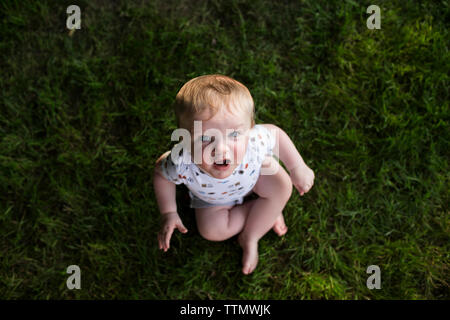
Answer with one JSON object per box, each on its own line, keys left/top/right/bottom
{"left": 153, "top": 75, "right": 314, "bottom": 274}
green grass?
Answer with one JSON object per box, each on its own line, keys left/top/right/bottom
{"left": 0, "top": 0, "right": 448, "bottom": 299}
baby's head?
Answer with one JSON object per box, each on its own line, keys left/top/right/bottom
{"left": 175, "top": 74, "right": 255, "bottom": 130}
{"left": 174, "top": 74, "right": 255, "bottom": 179}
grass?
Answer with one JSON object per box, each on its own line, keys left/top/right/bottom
{"left": 0, "top": 0, "right": 448, "bottom": 299}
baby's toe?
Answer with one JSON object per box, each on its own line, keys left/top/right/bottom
{"left": 273, "top": 215, "right": 288, "bottom": 236}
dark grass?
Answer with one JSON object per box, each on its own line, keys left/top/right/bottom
{"left": 0, "top": 0, "right": 449, "bottom": 299}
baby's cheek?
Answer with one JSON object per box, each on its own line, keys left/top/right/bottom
{"left": 202, "top": 151, "right": 210, "bottom": 165}
{"left": 234, "top": 141, "right": 247, "bottom": 163}
{"left": 199, "top": 148, "right": 208, "bottom": 166}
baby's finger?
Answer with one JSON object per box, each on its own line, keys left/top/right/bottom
{"left": 164, "top": 227, "right": 174, "bottom": 251}
{"left": 177, "top": 222, "right": 188, "bottom": 234}
{"left": 294, "top": 184, "right": 304, "bottom": 196}
{"left": 158, "top": 232, "right": 164, "bottom": 250}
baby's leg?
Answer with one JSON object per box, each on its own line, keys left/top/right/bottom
{"left": 195, "top": 200, "right": 257, "bottom": 242}
{"left": 238, "top": 157, "right": 293, "bottom": 274}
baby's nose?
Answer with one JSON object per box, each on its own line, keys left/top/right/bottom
{"left": 212, "top": 139, "right": 229, "bottom": 160}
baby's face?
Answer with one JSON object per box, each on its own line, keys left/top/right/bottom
{"left": 191, "top": 108, "right": 252, "bottom": 179}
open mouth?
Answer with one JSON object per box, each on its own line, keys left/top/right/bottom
{"left": 213, "top": 159, "right": 231, "bottom": 170}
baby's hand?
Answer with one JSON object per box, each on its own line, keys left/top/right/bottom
{"left": 158, "top": 212, "right": 188, "bottom": 252}
{"left": 290, "top": 164, "right": 315, "bottom": 196}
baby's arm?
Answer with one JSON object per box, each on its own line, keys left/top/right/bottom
{"left": 154, "top": 151, "right": 187, "bottom": 251}
{"left": 262, "top": 124, "right": 315, "bottom": 196}
{"left": 154, "top": 151, "right": 177, "bottom": 214}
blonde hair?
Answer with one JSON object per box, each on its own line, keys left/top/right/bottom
{"left": 174, "top": 74, "right": 255, "bottom": 130}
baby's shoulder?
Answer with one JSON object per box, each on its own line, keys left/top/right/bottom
{"left": 247, "top": 124, "right": 276, "bottom": 158}
{"left": 249, "top": 124, "right": 274, "bottom": 141}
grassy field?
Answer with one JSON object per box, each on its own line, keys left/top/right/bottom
{"left": 0, "top": 0, "right": 448, "bottom": 299}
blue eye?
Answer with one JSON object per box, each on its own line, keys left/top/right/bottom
{"left": 201, "top": 135, "right": 212, "bottom": 143}
{"left": 229, "top": 131, "right": 240, "bottom": 138}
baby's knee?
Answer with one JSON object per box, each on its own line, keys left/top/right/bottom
{"left": 258, "top": 172, "right": 292, "bottom": 203}
{"left": 197, "top": 221, "right": 229, "bottom": 242}
{"left": 267, "top": 172, "right": 293, "bottom": 204}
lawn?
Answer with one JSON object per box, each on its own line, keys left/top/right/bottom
{"left": 0, "top": 0, "right": 448, "bottom": 299}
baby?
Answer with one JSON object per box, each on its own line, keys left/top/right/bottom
{"left": 153, "top": 74, "right": 314, "bottom": 275}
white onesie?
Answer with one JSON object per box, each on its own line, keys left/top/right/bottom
{"left": 160, "top": 124, "right": 276, "bottom": 208}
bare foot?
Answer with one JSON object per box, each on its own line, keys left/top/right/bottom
{"left": 272, "top": 215, "right": 288, "bottom": 236}
{"left": 237, "top": 234, "right": 259, "bottom": 275}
